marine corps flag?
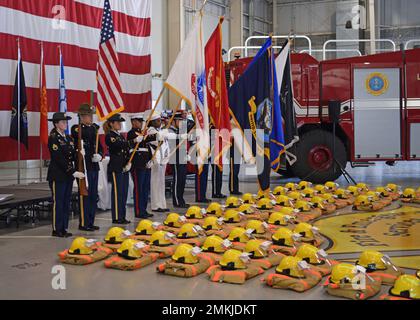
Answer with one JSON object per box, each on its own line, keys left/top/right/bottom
{"left": 9, "top": 48, "right": 29, "bottom": 149}
{"left": 228, "top": 49, "right": 272, "bottom": 193}
{"left": 205, "top": 17, "right": 231, "bottom": 166}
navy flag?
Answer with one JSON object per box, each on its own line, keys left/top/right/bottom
{"left": 228, "top": 49, "right": 272, "bottom": 193}
{"left": 9, "top": 59, "right": 29, "bottom": 149}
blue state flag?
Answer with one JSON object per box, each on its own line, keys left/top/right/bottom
{"left": 58, "top": 52, "right": 69, "bottom": 134}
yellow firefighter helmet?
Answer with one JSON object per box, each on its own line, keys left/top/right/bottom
{"left": 347, "top": 186, "right": 360, "bottom": 196}
{"left": 295, "top": 200, "right": 312, "bottom": 212}
{"left": 202, "top": 216, "right": 223, "bottom": 231}
{"left": 69, "top": 237, "right": 95, "bottom": 255}
{"left": 311, "top": 196, "right": 326, "bottom": 209}
{"left": 288, "top": 191, "right": 303, "bottom": 201}
{"left": 354, "top": 195, "right": 371, "bottom": 206}
{"left": 302, "top": 188, "right": 316, "bottom": 198}
{"left": 245, "top": 220, "right": 267, "bottom": 234}
{"left": 356, "top": 250, "right": 387, "bottom": 271}
{"left": 402, "top": 188, "right": 416, "bottom": 199}
{"left": 219, "top": 249, "right": 248, "bottom": 270}
{"left": 285, "top": 183, "right": 297, "bottom": 191}
{"left": 273, "top": 186, "right": 287, "bottom": 196}
{"left": 242, "top": 193, "right": 256, "bottom": 204}
{"left": 223, "top": 209, "right": 241, "bottom": 223}
{"left": 186, "top": 206, "right": 204, "bottom": 219}
{"left": 202, "top": 235, "right": 228, "bottom": 253}
{"left": 172, "top": 244, "right": 199, "bottom": 264}
{"left": 105, "top": 227, "right": 126, "bottom": 244}
{"left": 257, "top": 198, "right": 274, "bottom": 210}
{"left": 276, "top": 256, "right": 305, "bottom": 278}
{"left": 135, "top": 219, "right": 157, "bottom": 235}
{"left": 330, "top": 263, "right": 357, "bottom": 284}
{"left": 164, "top": 213, "right": 185, "bottom": 228}
{"left": 296, "top": 244, "right": 323, "bottom": 265}
{"left": 177, "top": 223, "right": 200, "bottom": 239}
{"left": 245, "top": 239, "right": 269, "bottom": 258}
{"left": 294, "top": 223, "right": 316, "bottom": 239}
{"left": 390, "top": 275, "right": 420, "bottom": 300}
{"left": 117, "top": 239, "right": 145, "bottom": 260}
{"left": 150, "top": 231, "right": 173, "bottom": 247}
{"left": 298, "top": 181, "right": 313, "bottom": 190}
{"left": 238, "top": 204, "right": 254, "bottom": 215}
{"left": 228, "top": 227, "right": 249, "bottom": 243}
{"left": 272, "top": 228, "right": 295, "bottom": 247}
{"left": 325, "top": 181, "right": 339, "bottom": 191}
{"left": 268, "top": 212, "right": 290, "bottom": 226}
{"left": 275, "top": 195, "right": 293, "bottom": 207}
{"left": 206, "top": 202, "right": 223, "bottom": 217}
{"left": 226, "top": 196, "right": 240, "bottom": 208}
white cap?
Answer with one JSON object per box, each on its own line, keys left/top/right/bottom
{"left": 144, "top": 110, "right": 161, "bottom": 121}
{"left": 130, "top": 113, "right": 144, "bottom": 120}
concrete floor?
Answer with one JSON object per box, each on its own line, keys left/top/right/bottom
{"left": 0, "top": 162, "right": 419, "bottom": 300}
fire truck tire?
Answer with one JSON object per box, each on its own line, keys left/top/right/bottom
{"left": 291, "top": 129, "right": 347, "bottom": 183}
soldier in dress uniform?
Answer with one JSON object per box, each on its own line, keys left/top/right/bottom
{"left": 168, "top": 111, "right": 189, "bottom": 208}
{"left": 47, "top": 112, "right": 85, "bottom": 238}
{"left": 105, "top": 114, "right": 131, "bottom": 225}
{"left": 127, "top": 113, "right": 155, "bottom": 219}
{"left": 71, "top": 103, "right": 104, "bottom": 231}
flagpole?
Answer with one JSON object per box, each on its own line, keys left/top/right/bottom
{"left": 127, "top": 87, "right": 165, "bottom": 165}
{"left": 17, "top": 38, "right": 21, "bottom": 185}
{"left": 40, "top": 42, "right": 43, "bottom": 182}
{"left": 149, "top": 98, "right": 183, "bottom": 163}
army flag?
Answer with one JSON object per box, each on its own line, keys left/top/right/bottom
{"left": 39, "top": 45, "right": 48, "bottom": 146}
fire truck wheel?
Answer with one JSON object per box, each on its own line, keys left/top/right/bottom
{"left": 291, "top": 129, "right": 347, "bottom": 183}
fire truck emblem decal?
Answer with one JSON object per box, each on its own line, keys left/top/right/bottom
{"left": 366, "top": 72, "right": 389, "bottom": 96}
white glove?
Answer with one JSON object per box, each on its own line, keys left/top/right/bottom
{"left": 180, "top": 133, "right": 188, "bottom": 140}
{"left": 92, "top": 154, "right": 102, "bottom": 163}
{"left": 146, "top": 161, "right": 154, "bottom": 169}
{"left": 123, "top": 163, "right": 132, "bottom": 173}
{"left": 135, "top": 135, "right": 144, "bottom": 144}
{"left": 73, "top": 172, "right": 85, "bottom": 180}
{"left": 80, "top": 149, "right": 86, "bottom": 157}
{"left": 186, "top": 154, "right": 191, "bottom": 162}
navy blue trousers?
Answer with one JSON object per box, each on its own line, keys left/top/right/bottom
{"left": 195, "top": 164, "right": 209, "bottom": 202}
{"left": 79, "top": 170, "right": 99, "bottom": 228}
{"left": 50, "top": 179, "right": 73, "bottom": 233}
{"left": 132, "top": 168, "right": 151, "bottom": 218}
{"left": 110, "top": 171, "right": 129, "bottom": 221}
{"left": 172, "top": 164, "right": 187, "bottom": 206}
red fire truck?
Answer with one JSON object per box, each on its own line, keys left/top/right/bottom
{"left": 226, "top": 49, "right": 420, "bottom": 183}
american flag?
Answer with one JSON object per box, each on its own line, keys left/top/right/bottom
{"left": 0, "top": 0, "right": 152, "bottom": 162}
{"left": 97, "top": 0, "right": 124, "bottom": 120}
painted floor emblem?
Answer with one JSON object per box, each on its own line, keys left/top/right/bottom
{"left": 314, "top": 206, "right": 420, "bottom": 254}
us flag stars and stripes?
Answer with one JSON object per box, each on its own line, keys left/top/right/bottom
{"left": 97, "top": 0, "right": 125, "bottom": 120}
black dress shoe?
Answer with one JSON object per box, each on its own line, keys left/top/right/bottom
{"left": 79, "top": 226, "right": 94, "bottom": 232}
{"left": 52, "top": 231, "right": 65, "bottom": 238}
{"left": 112, "top": 220, "right": 130, "bottom": 225}
{"left": 174, "top": 204, "right": 189, "bottom": 209}
{"left": 196, "top": 199, "right": 211, "bottom": 204}
{"left": 64, "top": 232, "right": 73, "bottom": 238}
{"left": 230, "top": 191, "right": 243, "bottom": 196}
{"left": 213, "top": 194, "right": 227, "bottom": 199}
{"left": 139, "top": 213, "right": 154, "bottom": 219}
{"left": 92, "top": 226, "right": 100, "bottom": 231}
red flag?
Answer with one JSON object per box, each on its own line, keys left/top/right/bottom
{"left": 39, "top": 46, "right": 48, "bottom": 146}
{"left": 205, "top": 17, "right": 231, "bottom": 166}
